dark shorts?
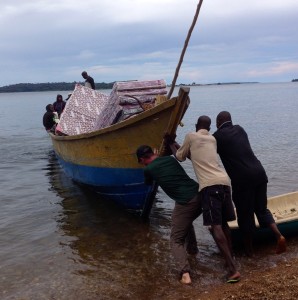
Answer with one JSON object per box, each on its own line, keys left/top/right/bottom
{"left": 232, "top": 181, "right": 275, "bottom": 234}
{"left": 200, "top": 185, "right": 236, "bottom": 226}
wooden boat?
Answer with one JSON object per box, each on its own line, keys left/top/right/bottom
{"left": 229, "top": 191, "right": 298, "bottom": 241}
{"left": 49, "top": 87, "right": 190, "bottom": 217}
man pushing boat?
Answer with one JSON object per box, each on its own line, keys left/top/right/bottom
{"left": 136, "top": 145, "right": 202, "bottom": 285}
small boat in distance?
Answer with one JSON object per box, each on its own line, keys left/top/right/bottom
{"left": 229, "top": 191, "right": 298, "bottom": 241}
{"left": 49, "top": 87, "right": 190, "bottom": 218}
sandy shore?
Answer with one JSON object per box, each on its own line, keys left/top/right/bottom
{"left": 197, "top": 256, "right": 298, "bottom": 300}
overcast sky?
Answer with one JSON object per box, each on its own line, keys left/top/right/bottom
{"left": 1, "top": 0, "right": 298, "bottom": 86}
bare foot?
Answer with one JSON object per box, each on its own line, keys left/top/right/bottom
{"left": 276, "top": 236, "right": 286, "bottom": 254}
{"left": 180, "top": 272, "right": 192, "bottom": 285}
{"left": 227, "top": 271, "right": 241, "bottom": 283}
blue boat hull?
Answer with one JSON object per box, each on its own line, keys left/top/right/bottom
{"left": 57, "top": 156, "right": 155, "bottom": 211}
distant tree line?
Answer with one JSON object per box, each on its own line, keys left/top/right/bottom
{"left": 292, "top": 79, "right": 298, "bottom": 82}
{"left": 0, "top": 82, "right": 115, "bottom": 93}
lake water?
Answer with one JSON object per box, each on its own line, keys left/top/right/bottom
{"left": 1, "top": 83, "right": 298, "bottom": 299}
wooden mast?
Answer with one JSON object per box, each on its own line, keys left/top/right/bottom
{"left": 167, "top": 0, "right": 204, "bottom": 99}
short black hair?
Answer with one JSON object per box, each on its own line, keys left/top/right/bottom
{"left": 196, "top": 115, "right": 211, "bottom": 131}
{"left": 136, "top": 145, "right": 153, "bottom": 162}
{"left": 46, "top": 104, "right": 53, "bottom": 112}
{"left": 216, "top": 111, "right": 232, "bottom": 128}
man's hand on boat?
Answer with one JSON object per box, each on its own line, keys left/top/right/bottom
{"left": 163, "top": 133, "right": 179, "bottom": 156}
{"left": 164, "top": 133, "right": 176, "bottom": 144}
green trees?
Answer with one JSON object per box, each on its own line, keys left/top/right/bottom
{"left": 0, "top": 82, "right": 115, "bottom": 93}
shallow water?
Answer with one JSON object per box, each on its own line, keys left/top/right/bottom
{"left": 0, "top": 83, "right": 297, "bottom": 299}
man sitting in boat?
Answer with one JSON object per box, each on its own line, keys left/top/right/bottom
{"left": 136, "top": 145, "right": 202, "bottom": 285}
{"left": 43, "top": 104, "right": 59, "bottom": 132}
{"left": 53, "top": 94, "right": 66, "bottom": 118}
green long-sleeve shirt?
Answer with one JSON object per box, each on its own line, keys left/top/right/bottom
{"left": 144, "top": 156, "right": 199, "bottom": 204}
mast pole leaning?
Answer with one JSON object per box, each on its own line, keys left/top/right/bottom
{"left": 167, "top": 0, "right": 204, "bottom": 99}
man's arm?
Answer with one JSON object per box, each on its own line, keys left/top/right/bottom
{"left": 168, "top": 141, "right": 180, "bottom": 157}
{"left": 164, "top": 134, "right": 191, "bottom": 160}
{"left": 144, "top": 168, "right": 154, "bottom": 185}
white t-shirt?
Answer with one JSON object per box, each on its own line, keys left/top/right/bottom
{"left": 176, "top": 129, "right": 230, "bottom": 191}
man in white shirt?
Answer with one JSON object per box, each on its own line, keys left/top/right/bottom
{"left": 169, "top": 115, "right": 240, "bottom": 283}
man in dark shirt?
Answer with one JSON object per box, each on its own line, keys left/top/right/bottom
{"left": 53, "top": 94, "right": 66, "bottom": 117}
{"left": 136, "top": 145, "right": 201, "bottom": 285}
{"left": 81, "top": 71, "right": 95, "bottom": 90}
{"left": 43, "top": 104, "right": 57, "bottom": 132}
{"left": 213, "top": 111, "right": 286, "bottom": 256}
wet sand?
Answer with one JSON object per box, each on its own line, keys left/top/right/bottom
{"left": 198, "top": 256, "right": 298, "bottom": 300}
{"left": 195, "top": 234, "right": 298, "bottom": 300}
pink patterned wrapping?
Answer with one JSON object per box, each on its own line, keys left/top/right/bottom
{"left": 93, "top": 87, "right": 123, "bottom": 129}
{"left": 116, "top": 79, "right": 167, "bottom": 121}
{"left": 55, "top": 84, "right": 109, "bottom": 136}
{"left": 56, "top": 80, "right": 167, "bottom": 135}
{"left": 115, "top": 79, "right": 166, "bottom": 91}
{"left": 93, "top": 79, "right": 167, "bottom": 129}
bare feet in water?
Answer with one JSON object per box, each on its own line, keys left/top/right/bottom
{"left": 180, "top": 272, "right": 191, "bottom": 285}
{"left": 276, "top": 236, "right": 286, "bottom": 254}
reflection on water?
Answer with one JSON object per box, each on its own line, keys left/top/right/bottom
{"left": 1, "top": 85, "right": 298, "bottom": 299}
{"left": 42, "top": 151, "right": 298, "bottom": 299}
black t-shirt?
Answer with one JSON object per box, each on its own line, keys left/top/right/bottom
{"left": 213, "top": 122, "right": 267, "bottom": 185}
{"left": 86, "top": 76, "right": 95, "bottom": 89}
{"left": 43, "top": 111, "right": 55, "bottom": 130}
{"left": 53, "top": 101, "right": 66, "bottom": 116}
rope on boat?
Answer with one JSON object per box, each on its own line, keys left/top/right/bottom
{"left": 167, "top": 0, "right": 204, "bottom": 99}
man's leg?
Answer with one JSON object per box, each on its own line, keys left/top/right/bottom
{"left": 170, "top": 194, "right": 201, "bottom": 284}
{"left": 222, "top": 223, "right": 233, "bottom": 256}
{"left": 232, "top": 185, "right": 255, "bottom": 257}
{"left": 269, "top": 223, "right": 286, "bottom": 254}
{"left": 201, "top": 186, "right": 240, "bottom": 282}
{"left": 211, "top": 225, "right": 239, "bottom": 280}
{"left": 185, "top": 225, "right": 199, "bottom": 255}
{"left": 221, "top": 186, "right": 236, "bottom": 256}
{"left": 254, "top": 182, "right": 286, "bottom": 254}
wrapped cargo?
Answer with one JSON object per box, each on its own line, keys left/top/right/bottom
{"left": 56, "top": 80, "right": 167, "bottom": 135}
{"left": 55, "top": 84, "right": 109, "bottom": 135}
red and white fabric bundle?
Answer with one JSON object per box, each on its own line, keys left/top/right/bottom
{"left": 56, "top": 84, "right": 109, "bottom": 135}
{"left": 56, "top": 80, "right": 167, "bottom": 136}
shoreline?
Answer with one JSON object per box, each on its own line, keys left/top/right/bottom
{"left": 197, "top": 256, "right": 298, "bottom": 300}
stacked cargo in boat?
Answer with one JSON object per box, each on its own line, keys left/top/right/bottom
{"left": 56, "top": 79, "right": 167, "bottom": 136}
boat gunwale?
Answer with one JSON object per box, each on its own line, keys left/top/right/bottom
{"left": 268, "top": 191, "right": 298, "bottom": 200}
{"left": 229, "top": 191, "right": 298, "bottom": 229}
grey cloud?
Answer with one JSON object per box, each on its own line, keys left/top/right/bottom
{"left": 1, "top": 1, "right": 298, "bottom": 86}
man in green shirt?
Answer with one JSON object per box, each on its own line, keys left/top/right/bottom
{"left": 136, "top": 145, "right": 202, "bottom": 285}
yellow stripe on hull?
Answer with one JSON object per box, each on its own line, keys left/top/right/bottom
{"left": 50, "top": 88, "right": 190, "bottom": 169}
